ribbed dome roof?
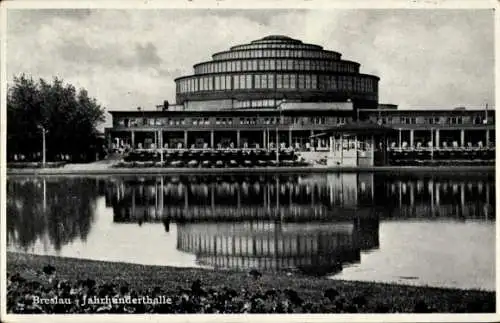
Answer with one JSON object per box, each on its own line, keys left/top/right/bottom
{"left": 261, "top": 35, "right": 294, "bottom": 41}
{"left": 251, "top": 35, "right": 302, "bottom": 44}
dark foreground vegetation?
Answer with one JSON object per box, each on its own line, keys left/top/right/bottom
{"left": 7, "top": 252, "right": 495, "bottom": 314}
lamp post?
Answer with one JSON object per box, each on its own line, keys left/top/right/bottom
{"left": 37, "top": 125, "right": 47, "bottom": 167}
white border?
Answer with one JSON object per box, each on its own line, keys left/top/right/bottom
{"left": 1, "top": 0, "right": 499, "bottom": 322}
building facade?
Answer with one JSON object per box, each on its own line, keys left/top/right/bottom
{"left": 106, "top": 35, "right": 495, "bottom": 153}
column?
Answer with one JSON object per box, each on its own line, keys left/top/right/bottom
{"left": 159, "top": 177, "right": 164, "bottom": 218}
{"left": 486, "top": 130, "right": 490, "bottom": 146}
{"left": 263, "top": 130, "right": 267, "bottom": 149}
{"left": 107, "top": 133, "right": 112, "bottom": 150}
{"left": 310, "top": 130, "right": 314, "bottom": 150}
{"left": 236, "top": 130, "right": 241, "bottom": 148}
{"left": 311, "top": 183, "right": 315, "bottom": 208}
{"left": 184, "top": 130, "right": 188, "bottom": 148}
{"left": 409, "top": 130, "right": 414, "bottom": 148}
{"left": 435, "top": 182, "right": 440, "bottom": 209}
{"left": 460, "top": 183, "right": 465, "bottom": 212}
{"left": 329, "top": 136, "right": 334, "bottom": 152}
{"left": 354, "top": 135, "right": 358, "bottom": 166}
{"left": 154, "top": 131, "right": 157, "bottom": 148}
{"left": 410, "top": 182, "right": 415, "bottom": 209}
{"left": 430, "top": 180, "right": 434, "bottom": 215}
{"left": 435, "top": 129, "right": 440, "bottom": 147}
{"left": 131, "top": 131, "right": 135, "bottom": 148}
{"left": 210, "top": 130, "right": 214, "bottom": 148}
{"left": 485, "top": 182, "right": 490, "bottom": 220}
{"left": 371, "top": 135, "right": 375, "bottom": 166}
{"left": 398, "top": 129, "right": 402, "bottom": 148}
{"left": 460, "top": 129, "right": 465, "bottom": 147}
{"left": 288, "top": 130, "right": 292, "bottom": 148}
{"left": 132, "top": 188, "right": 136, "bottom": 217}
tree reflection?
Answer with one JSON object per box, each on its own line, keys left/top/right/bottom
{"left": 7, "top": 177, "right": 101, "bottom": 252}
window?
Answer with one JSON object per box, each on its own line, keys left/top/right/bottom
{"left": 331, "top": 76, "right": 337, "bottom": 90}
{"left": 298, "top": 75, "right": 305, "bottom": 89}
{"left": 233, "top": 75, "right": 240, "bottom": 90}
{"left": 254, "top": 74, "right": 262, "bottom": 88}
{"left": 305, "top": 75, "right": 312, "bottom": 89}
{"left": 283, "top": 74, "right": 291, "bottom": 89}
{"left": 276, "top": 74, "right": 283, "bottom": 89}
{"left": 214, "top": 76, "right": 221, "bottom": 90}
{"left": 208, "top": 77, "right": 213, "bottom": 90}
{"left": 289, "top": 74, "right": 296, "bottom": 89}
{"left": 311, "top": 75, "right": 317, "bottom": 89}
{"left": 246, "top": 74, "right": 252, "bottom": 89}
{"left": 267, "top": 74, "right": 275, "bottom": 89}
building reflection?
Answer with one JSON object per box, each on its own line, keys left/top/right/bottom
{"left": 176, "top": 218, "right": 379, "bottom": 275}
{"left": 104, "top": 172, "right": 494, "bottom": 275}
{"left": 108, "top": 173, "right": 378, "bottom": 223}
{"left": 107, "top": 173, "right": 494, "bottom": 223}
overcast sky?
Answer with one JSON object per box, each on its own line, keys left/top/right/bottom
{"left": 6, "top": 8, "right": 495, "bottom": 128}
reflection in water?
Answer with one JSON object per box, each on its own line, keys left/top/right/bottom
{"left": 106, "top": 173, "right": 494, "bottom": 223}
{"left": 6, "top": 173, "right": 495, "bottom": 289}
{"left": 176, "top": 218, "right": 379, "bottom": 276}
{"left": 7, "top": 177, "right": 103, "bottom": 252}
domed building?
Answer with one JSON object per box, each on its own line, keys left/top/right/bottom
{"left": 106, "top": 35, "right": 495, "bottom": 165}
{"left": 175, "top": 35, "right": 379, "bottom": 110}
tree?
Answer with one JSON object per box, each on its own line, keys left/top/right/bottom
{"left": 7, "top": 74, "right": 106, "bottom": 162}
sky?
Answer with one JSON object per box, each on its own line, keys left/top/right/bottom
{"left": 6, "top": 8, "right": 495, "bottom": 128}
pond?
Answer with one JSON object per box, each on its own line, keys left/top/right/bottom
{"left": 6, "top": 172, "right": 495, "bottom": 291}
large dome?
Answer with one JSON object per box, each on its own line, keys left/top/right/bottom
{"left": 175, "top": 36, "right": 379, "bottom": 109}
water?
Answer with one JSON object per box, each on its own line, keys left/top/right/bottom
{"left": 6, "top": 173, "right": 495, "bottom": 291}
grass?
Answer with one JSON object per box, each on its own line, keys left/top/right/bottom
{"left": 6, "top": 252, "right": 495, "bottom": 313}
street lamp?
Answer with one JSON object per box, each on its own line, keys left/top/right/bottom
{"left": 37, "top": 125, "right": 47, "bottom": 167}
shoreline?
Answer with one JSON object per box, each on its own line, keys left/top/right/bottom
{"left": 6, "top": 252, "right": 496, "bottom": 313}
{"left": 6, "top": 165, "right": 496, "bottom": 176}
